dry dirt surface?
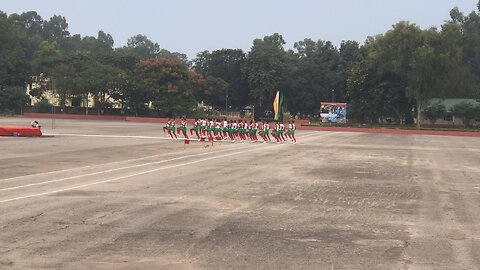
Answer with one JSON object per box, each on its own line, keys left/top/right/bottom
{"left": 1, "top": 117, "right": 480, "bottom": 269}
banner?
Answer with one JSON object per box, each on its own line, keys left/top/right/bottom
{"left": 320, "top": 102, "right": 347, "bottom": 123}
{"left": 273, "top": 91, "right": 283, "bottom": 121}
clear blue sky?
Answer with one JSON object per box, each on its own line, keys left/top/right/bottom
{"left": 1, "top": 0, "right": 478, "bottom": 59}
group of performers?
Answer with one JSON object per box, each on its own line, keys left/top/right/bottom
{"left": 163, "top": 118, "right": 296, "bottom": 143}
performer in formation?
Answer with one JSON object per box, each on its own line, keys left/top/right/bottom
{"left": 163, "top": 118, "right": 177, "bottom": 139}
{"left": 177, "top": 117, "right": 189, "bottom": 140}
{"left": 163, "top": 118, "right": 297, "bottom": 144}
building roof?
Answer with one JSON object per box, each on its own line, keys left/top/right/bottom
{"left": 428, "top": 98, "right": 480, "bottom": 111}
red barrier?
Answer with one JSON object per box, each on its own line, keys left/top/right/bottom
{"left": 298, "top": 125, "right": 480, "bottom": 137}
{"left": 0, "top": 126, "right": 42, "bottom": 137}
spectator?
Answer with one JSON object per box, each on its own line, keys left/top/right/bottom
{"left": 31, "top": 120, "right": 41, "bottom": 128}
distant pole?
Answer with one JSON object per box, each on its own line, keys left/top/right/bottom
{"left": 225, "top": 88, "right": 228, "bottom": 116}
{"left": 331, "top": 89, "right": 335, "bottom": 102}
{"left": 51, "top": 105, "right": 55, "bottom": 129}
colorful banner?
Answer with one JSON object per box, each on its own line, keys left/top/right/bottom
{"left": 273, "top": 91, "right": 283, "bottom": 121}
{"left": 320, "top": 102, "right": 347, "bottom": 123}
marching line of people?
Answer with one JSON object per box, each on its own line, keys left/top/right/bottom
{"left": 163, "top": 118, "right": 297, "bottom": 144}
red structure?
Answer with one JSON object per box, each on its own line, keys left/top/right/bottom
{"left": 0, "top": 126, "right": 42, "bottom": 137}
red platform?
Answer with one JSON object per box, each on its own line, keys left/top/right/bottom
{"left": 0, "top": 126, "right": 42, "bottom": 137}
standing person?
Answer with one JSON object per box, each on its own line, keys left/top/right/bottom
{"left": 200, "top": 118, "right": 207, "bottom": 137}
{"left": 232, "top": 120, "right": 238, "bottom": 142}
{"left": 170, "top": 118, "right": 178, "bottom": 139}
{"left": 163, "top": 118, "right": 171, "bottom": 134}
{"left": 237, "top": 120, "right": 243, "bottom": 141}
{"left": 286, "top": 120, "right": 297, "bottom": 143}
{"left": 253, "top": 120, "right": 260, "bottom": 141}
{"left": 258, "top": 121, "right": 268, "bottom": 143}
{"left": 177, "top": 117, "right": 189, "bottom": 140}
{"left": 214, "top": 119, "right": 222, "bottom": 140}
{"left": 222, "top": 118, "right": 229, "bottom": 138}
{"left": 227, "top": 120, "right": 235, "bottom": 142}
{"left": 208, "top": 119, "right": 215, "bottom": 141}
{"left": 31, "top": 120, "right": 41, "bottom": 128}
{"left": 190, "top": 118, "right": 200, "bottom": 139}
{"left": 263, "top": 121, "right": 271, "bottom": 142}
{"left": 248, "top": 120, "right": 257, "bottom": 141}
{"left": 290, "top": 120, "right": 297, "bottom": 143}
{"left": 279, "top": 121, "right": 286, "bottom": 142}
{"left": 272, "top": 121, "right": 281, "bottom": 143}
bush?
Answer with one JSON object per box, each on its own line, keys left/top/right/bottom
{"left": 453, "top": 102, "right": 480, "bottom": 127}
{"left": 0, "top": 86, "right": 28, "bottom": 114}
{"left": 425, "top": 103, "right": 446, "bottom": 124}
{"left": 33, "top": 99, "right": 53, "bottom": 113}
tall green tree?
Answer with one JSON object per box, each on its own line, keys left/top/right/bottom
{"left": 78, "top": 61, "right": 124, "bottom": 114}
{"left": 0, "top": 87, "right": 28, "bottom": 113}
{"left": 244, "top": 33, "right": 289, "bottom": 107}
{"left": 456, "top": 3, "right": 480, "bottom": 98}
{"left": 42, "top": 15, "right": 70, "bottom": 43}
{"left": 0, "top": 12, "right": 29, "bottom": 88}
{"left": 289, "top": 39, "right": 343, "bottom": 113}
{"left": 193, "top": 49, "right": 250, "bottom": 109}
{"left": 124, "top": 34, "right": 160, "bottom": 60}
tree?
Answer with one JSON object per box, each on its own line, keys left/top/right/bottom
{"left": 0, "top": 12, "right": 30, "bottom": 88}
{"left": 201, "top": 76, "right": 228, "bottom": 109}
{"left": 0, "top": 86, "right": 28, "bottom": 113}
{"left": 31, "top": 41, "right": 63, "bottom": 75}
{"left": 193, "top": 49, "right": 250, "bottom": 109}
{"left": 42, "top": 15, "right": 70, "bottom": 43}
{"left": 289, "top": 39, "right": 343, "bottom": 113}
{"left": 368, "top": 22, "right": 459, "bottom": 127}
{"left": 424, "top": 103, "right": 446, "bottom": 124}
{"left": 136, "top": 57, "right": 204, "bottom": 116}
{"left": 78, "top": 61, "right": 124, "bottom": 114}
{"left": 50, "top": 63, "right": 77, "bottom": 109}
{"left": 453, "top": 101, "right": 479, "bottom": 127}
{"left": 125, "top": 34, "right": 160, "bottom": 59}
{"left": 7, "top": 11, "right": 45, "bottom": 61}
{"left": 244, "top": 33, "right": 289, "bottom": 107}
{"left": 346, "top": 36, "right": 413, "bottom": 124}
{"left": 457, "top": 4, "right": 480, "bottom": 97}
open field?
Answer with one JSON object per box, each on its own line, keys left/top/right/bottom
{"left": 1, "top": 117, "right": 480, "bottom": 269}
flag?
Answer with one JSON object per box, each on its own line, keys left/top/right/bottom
{"left": 273, "top": 90, "right": 283, "bottom": 121}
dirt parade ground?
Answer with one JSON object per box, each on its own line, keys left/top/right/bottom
{"left": 1, "top": 117, "right": 480, "bottom": 269}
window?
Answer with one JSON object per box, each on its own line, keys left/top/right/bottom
{"left": 444, "top": 114, "right": 453, "bottom": 121}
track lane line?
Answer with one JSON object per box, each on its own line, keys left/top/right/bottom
{"left": 0, "top": 132, "right": 328, "bottom": 204}
{"left": 0, "top": 132, "right": 322, "bottom": 183}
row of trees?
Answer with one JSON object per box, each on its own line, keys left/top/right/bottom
{"left": 1, "top": 3, "right": 480, "bottom": 125}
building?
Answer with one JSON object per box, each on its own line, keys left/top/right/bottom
{"left": 26, "top": 75, "right": 121, "bottom": 109}
{"left": 421, "top": 98, "right": 480, "bottom": 126}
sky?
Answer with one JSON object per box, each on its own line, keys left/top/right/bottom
{"left": 1, "top": 0, "right": 478, "bottom": 59}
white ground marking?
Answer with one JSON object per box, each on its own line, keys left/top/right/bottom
{"left": 0, "top": 132, "right": 322, "bottom": 183}
{"left": 1, "top": 132, "right": 325, "bottom": 190}
{"left": 0, "top": 146, "right": 252, "bottom": 192}
{"left": 0, "top": 144, "right": 251, "bottom": 183}
{"left": 43, "top": 133, "right": 228, "bottom": 141}
{"left": 0, "top": 132, "right": 327, "bottom": 204}
{"left": 0, "top": 144, "right": 276, "bottom": 203}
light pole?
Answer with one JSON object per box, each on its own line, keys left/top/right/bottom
{"left": 225, "top": 88, "right": 228, "bottom": 116}
{"left": 331, "top": 89, "right": 335, "bottom": 102}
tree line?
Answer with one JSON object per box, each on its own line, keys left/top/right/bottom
{"left": 1, "top": 3, "right": 480, "bottom": 126}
